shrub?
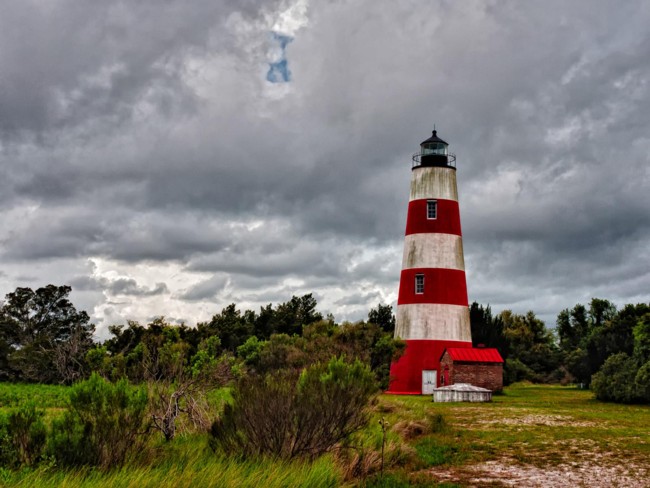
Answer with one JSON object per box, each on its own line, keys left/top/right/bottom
{"left": 48, "top": 373, "right": 149, "bottom": 469}
{"left": 503, "top": 358, "right": 535, "bottom": 385}
{"left": 370, "top": 334, "right": 405, "bottom": 390}
{"left": 236, "top": 336, "right": 264, "bottom": 367}
{"left": 591, "top": 353, "right": 640, "bottom": 403}
{"left": 5, "top": 403, "right": 47, "bottom": 467}
{"left": 635, "top": 361, "right": 650, "bottom": 402}
{"left": 0, "top": 415, "right": 16, "bottom": 467}
{"left": 210, "top": 356, "right": 377, "bottom": 460}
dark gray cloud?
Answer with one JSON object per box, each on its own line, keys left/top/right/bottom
{"left": 179, "top": 274, "right": 229, "bottom": 301}
{"left": 70, "top": 274, "right": 168, "bottom": 297}
{"left": 1, "top": 0, "right": 649, "bottom": 335}
{"left": 335, "top": 291, "right": 382, "bottom": 307}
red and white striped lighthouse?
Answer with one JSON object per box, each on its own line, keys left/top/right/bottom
{"left": 387, "top": 130, "right": 472, "bottom": 395}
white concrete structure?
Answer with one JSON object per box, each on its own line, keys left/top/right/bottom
{"left": 432, "top": 383, "right": 493, "bottom": 403}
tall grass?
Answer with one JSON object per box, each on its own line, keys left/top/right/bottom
{"left": 3, "top": 383, "right": 649, "bottom": 486}
{"left": 2, "top": 436, "right": 341, "bottom": 488}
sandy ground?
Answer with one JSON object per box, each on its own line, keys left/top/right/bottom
{"left": 428, "top": 458, "right": 649, "bottom": 488}
{"left": 477, "top": 413, "right": 598, "bottom": 428}
{"left": 423, "top": 413, "right": 649, "bottom": 487}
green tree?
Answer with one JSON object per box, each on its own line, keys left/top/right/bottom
{"left": 237, "top": 336, "right": 264, "bottom": 367}
{"left": 202, "top": 304, "right": 254, "bottom": 352}
{"left": 253, "top": 303, "right": 275, "bottom": 339}
{"left": 470, "top": 302, "right": 507, "bottom": 357}
{"left": 632, "top": 313, "right": 650, "bottom": 364}
{"left": 368, "top": 304, "right": 396, "bottom": 333}
{"left": 585, "top": 303, "right": 647, "bottom": 381}
{"left": 271, "top": 294, "right": 323, "bottom": 336}
{"left": 591, "top": 353, "right": 640, "bottom": 403}
{"left": 104, "top": 321, "right": 146, "bottom": 357}
{"left": 557, "top": 304, "right": 592, "bottom": 383}
{"left": 557, "top": 304, "right": 588, "bottom": 352}
{"left": 635, "top": 361, "right": 650, "bottom": 402}
{"left": 588, "top": 307, "right": 650, "bottom": 404}
{"left": 0, "top": 285, "right": 95, "bottom": 383}
{"left": 500, "top": 310, "right": 560, "bottom": 383}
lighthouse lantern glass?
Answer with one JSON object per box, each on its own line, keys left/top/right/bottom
{"left": 421, "top": 142, "right": 447, "bottom": 156}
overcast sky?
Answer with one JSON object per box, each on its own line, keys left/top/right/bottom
{"left": 1, "top": 0, "right": 649, "bottom": 337}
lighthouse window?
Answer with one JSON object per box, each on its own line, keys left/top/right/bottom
{"left": 427, "top": 200, "right": 437, "bottom": 220}
{"left": 415, "top": 274, "right": 425, "bottom": 294}
{"left": 421, "top": 143, "right": 447, "bottom": 156}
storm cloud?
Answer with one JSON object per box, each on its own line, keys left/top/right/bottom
{"left": 1, "top": 0, "right": 649, "bottom": 335}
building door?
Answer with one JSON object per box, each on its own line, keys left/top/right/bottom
{"left": 422, "top": 370, "right": 437, "bottom": 395}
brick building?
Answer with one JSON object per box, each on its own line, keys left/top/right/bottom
{"left": 439, "top": 347, "right": 504, "bottom": 392}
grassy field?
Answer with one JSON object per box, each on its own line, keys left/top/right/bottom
{"left": 0, "top": 383, "right": 69, "bottom": 410}
{"left": 1, "top": 382, "right": 649, "bottom": 487}
{"left": 375, "top": 384, "right": 650, "bottom": 486}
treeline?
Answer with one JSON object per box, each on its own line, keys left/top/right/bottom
{"left": 0, "top": 285, "right": 402, "bottom": 389}
{"left": 1, "top": 285, "right": 649, "bottom": 405}
{"left": 470, "top": 299, "right": 650, "bottom": 403}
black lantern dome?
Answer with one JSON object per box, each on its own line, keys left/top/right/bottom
{"left": 412, "top": 130, "right": 456, "bottom": 169}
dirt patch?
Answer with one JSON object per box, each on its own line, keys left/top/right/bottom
{"left": 392, "top": 420, "right": 430, "bottom": 439}
{"left": 427, "top": 458, "right": 650, "bottom": 487}
{"left": 477, "top": 414, "right": 598, "bottom": 428}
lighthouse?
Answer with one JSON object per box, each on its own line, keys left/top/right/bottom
{"left": 387, "top": 130, "right": 473, "bottom": 395}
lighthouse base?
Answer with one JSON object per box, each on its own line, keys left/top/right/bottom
{"left": 386, "top": 339, "right": 472, "bottom": 394}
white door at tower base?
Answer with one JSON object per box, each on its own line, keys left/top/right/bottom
{"left": 422, "top": 370, "right": 437, "bottom": 395}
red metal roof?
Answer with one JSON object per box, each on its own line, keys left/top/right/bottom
{"left": 443, "top": 347, "right": 504, "bottom": 363}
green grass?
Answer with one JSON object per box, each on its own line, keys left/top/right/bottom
{"left": 1, "top": 437, "right": 341, "bottom": 488}
{"left": 372, "top": 383, "right": 650, "bottom": 485}
{"left": 1, "top": 382, "right": 649, "bottom": 486}
{"left": 0, "top": 383, "right": 69, "bottom": 411}
{"left": 413, "top": 439, "right": 458, "bottom": 467}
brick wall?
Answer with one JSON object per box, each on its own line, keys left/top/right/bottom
{"left": 440, "top": 352, "right": 503, "bottom": 392}
{"left": 440, "top": 353, "right": 454, "bottom": 386}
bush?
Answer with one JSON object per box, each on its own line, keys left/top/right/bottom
{"left": 503, "top": 358, "right": 535, "bottom": 385}
{"left": 0, "top": 415, "right": 15, "bottom": 467}
{"left": 4, "top": 403, "right": 47, "bottom": 467}
{"left": 370, "top": 334, "right": 405, "bottom": 390}
{"left": 210, "top": 356, "right": 377, "bottom": 460}
{"left": 635, "top": 361, "right": 650, "bottom": 402}
{"left": 591, "top": 353, "right": 640, "bottom": 403}
{"left": 48, "top": 373, "right": 149, "bottom": 469}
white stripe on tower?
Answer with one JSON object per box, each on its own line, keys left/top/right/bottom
{"left": 395, "top": 304, "right": 471, "bottom": 341}
{"left": 401, "top": 234, "right": 465, "bottom": 271}
{"left": 410, "top": 167, "right": 459, "bottom": 201}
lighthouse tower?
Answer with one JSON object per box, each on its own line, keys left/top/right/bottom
{"left": 387, "top": 130, "right": 472, "bottom": 395}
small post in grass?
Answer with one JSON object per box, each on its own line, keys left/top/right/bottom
{"left": 379, "top": 417, "right": 389, "bottom": 478}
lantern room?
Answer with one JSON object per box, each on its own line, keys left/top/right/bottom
{"left": 412, "top": 130, "right": 456, "bottom": 169}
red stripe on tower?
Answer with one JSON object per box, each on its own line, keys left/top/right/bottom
{"left": 387, "top": 130, "right": 472, "bottom": 395}
{"left": 398, "top": 268, "right": 468, "bottom": 306}
{"left": 405, "top": 199, "right": 462, "bottom": 236}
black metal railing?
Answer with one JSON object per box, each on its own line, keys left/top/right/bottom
{"left": 412, "top": 152, "right": 456, "bottom": 169}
